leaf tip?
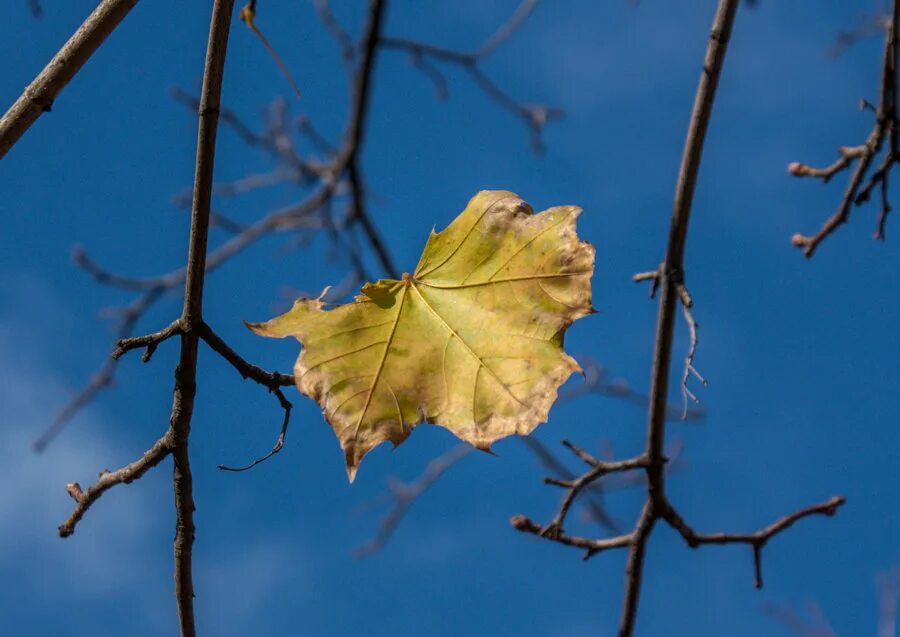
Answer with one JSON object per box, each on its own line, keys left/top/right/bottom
{"left": 316, "top": 286, "right": 332, "bottom": 302}
{"left": 244, "top": 319, "right": 265, "bottom": 335}
{"left": 345, "top": 461, "right": 359, "bottom": 483}
{"left": 474, "top": 441, "right": 496, "bottom": 456}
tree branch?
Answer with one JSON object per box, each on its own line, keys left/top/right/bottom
{"left": 56, "top": 3, "right": 235, "bottom": 636}
{"left": 354, "top": 443, "right": 473, "bottom": 557}
{"left": 167, "top": 4, "right": 236, "bottom": 632}
{"left": 511, "top": 3, "right": 844, "bottom": 636}
{"left": 58, "top": 431, "right": 173, "bottom": 537}
{"left": 789, "top": 0, "right": 900, "bottom": 255}
{"left": 380, "top": 0, "right": 562, "bottom": 153}
{"left": 0, "top": 0, "right": 139, "bottom": 158}
{"left": 662, "top": 496, "right": 845, "bottom": 589}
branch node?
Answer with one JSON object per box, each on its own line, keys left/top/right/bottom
{"left": 65, "top": 482, "right": 83, "bottom": 502}
{"left": 112, "top": 320, "right": 182, "bottom": 361}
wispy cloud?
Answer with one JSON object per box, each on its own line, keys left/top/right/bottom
{"left": 0, "top": 273, "right": 314, "bottom": 635}
{"left": 0, "top": 274, "right": 169, "bottom": 610}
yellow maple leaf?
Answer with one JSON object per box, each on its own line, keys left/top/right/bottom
{"left": 248, "top": 191, "right": 595, "bottom": 480}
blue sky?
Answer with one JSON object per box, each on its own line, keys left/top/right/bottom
{"left": 1, "top": 1, "right": 898, "bottom": 635}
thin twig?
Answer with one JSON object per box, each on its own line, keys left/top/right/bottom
{"left": 561, "top": 356, "right": 705, "bottom": 421}
{"left": 359, "top": 359, "right": 699, "bottom": 558}
{"left": 35, "top": 0, "right": 390, "bottom": 449}
{"left": 354, "top": 443, "right": 473, "bottom": 557}
{"left": 676, "top": 283, "right": 708, "bottom": 419}
{"left": 790, "top": 1, "right": 900, "bottom": 256}
{"left": 314, "top": 0, "right": 356, "bottom": 75}
{"left": 0, "top": 0, "right": 139, "bottom": 158}
{"left": 380, "top": 0, "right": 562, "bottom": 153}
{"left": 239, "top": 2, "right": 303, "bottom": 99}
{"left": 37, "top": 185, "right": 333, "bottom": 448}
{"left": 662, "top": 496, "right": 845, "bottom": 589}
{"left": 58, "top": 431, "right": 174, "bottom": 537}
{"left": 197, "top": 322, "right": 294, "bottom": 472}
{"left": 763, "top": 601, "right": 838, "bottom": 637}
{"left": 33, "top": 288, "right": 163, "bottom": 452}
{"left": 511, "top": 515, "right": 633, "bottom": 558}
{"left": 536, "top": 447, "right": 647, "bottom": 541}
{"left": 520, "top": 437, "right": 622, "bottom": 532}
{"left": 112, "top": 319, "right": 181, "bottom": 361}
{"left": 48, "top": 0, "right": 553, "bottom": 448}
{"left": 474, "top": 0, "right": 539, "bottom": 58}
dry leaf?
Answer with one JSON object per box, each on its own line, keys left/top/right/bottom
{"left": 248, "top": 190, "right": 595, "bottom": 480}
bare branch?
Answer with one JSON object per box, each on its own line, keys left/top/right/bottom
{"left": 790, "top": 2, "right": 900, "bottom": 255}
{"left": 676, "top": 283, "right": 708, "bottom": 419}
{"left": 380, "top": 0, "right": 562, "bottom": 153}
{"left": 33, "top": 289, "right": 163, "bottom": 452}
{"left": 633, "top": 269, "right": 660, "bottom": 298}
{"left": 764, "top": 600, "right": 838, "bottom": 637}
{"left": 58, "top": 431, "right": 173, "bottom": 537}
{"left": 72, "top": 245, "right": 165, "bottom": 291}
{"left": 167, "top": 3, "right": 236, "bottom": 633}
{"left": 474, "top": 0, "right": 539, "bottom": 58}
{"left": 197, "top": 322, "right": 294, "bottom": 472}
{"left": 561, "top": 356, "right": 705, "bottom": 422}
{"left": 314, "top": 0, "right": 356, "bottom": 74}
{"left": 217, "top": 389, "right": 291, "bottom": 472}
{"left": 0, "top": 0, "right": 139, "bottom": 158}
{"left": 829, "top": 9, "right": 889, "bottom": 58}
{"left": 663, "top": 496, "right": 845, "bottom": 588}
{"left": 510, "top": 4, "right": 844, "bottom": 636}
{"left": 355, "top": 443, "right": 473, "bottom": 557}
{"left": 519, "top": 436, "right": 624, "bottom": 532}
{"left": 537, "top": 450, "right": 647, "bottom": 540}
{"left": 43, "top": 0, "right": 402, "bottom": 446}
{"left": 112, "top": 319, "right": 181, "bottom": 362}
{"left": 511, "top": 515, "right": 633, "bottom": 559}
{"left": 878, "top": 567, "right": 900, "bottom": 637}
{"left": 239, "top": 2, "right": 303, "bottom": 99}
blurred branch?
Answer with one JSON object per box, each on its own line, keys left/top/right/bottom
{"left": 789, "top": 1, "right": 899, "bottom": 256}
{"left": 878, "top": 567, "right": 900, "bottom": 637}
{"left": 512, "top": 3, "right": 844, "bottom": 636}
{"left": 380, "top": 0, "right": 563, "bottom": 153}
{"left": 314, "top": 0, "right": 355, "bottom": 76}
{"left": 763, "top": 600, "right": 838, "bottom": 637}
{"left": 356, "top": 359, "right": 698, "bottom": 557}
{"left": 829, "top": 9, "right": 889, "bottom": 58}
{"left": 354, "top": 443, "right": 474, "bottom": 557}
{"left": 764, "top": 566, "right": 900, "bottom": 637}
{"left": 43, "top": 0, "right": 557, "bottom": 454}
{"left": 39, "top": 0, "right": 399, "bottom": 448}
{"left": 0, "top": 0, "right": 139, "bottom": 158}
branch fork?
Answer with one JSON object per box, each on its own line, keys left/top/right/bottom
{"left": 790, "top": 1, "right": 900, "bottom": 255}
{"left": 519, "top": 4, "right": 844, "bottom": 635}
{"left": 634, "top": 266, "right": 707, "bottom": 418}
